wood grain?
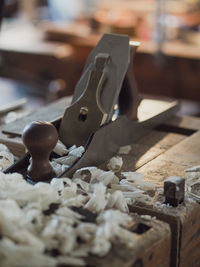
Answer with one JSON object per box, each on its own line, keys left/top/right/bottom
{"left": 119, "top": 130, "right": 185, "bottom": 172}
{"left": 126, "top": 130, "right": 200, "bottom": 267}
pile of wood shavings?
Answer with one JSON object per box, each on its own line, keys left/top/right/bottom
{"left": 185, "top": 166, "right": 200, "bottom": 201}
{"left": 51, "top": 144, "right": 85, "bottom": 176}
{"left": 0, "top": 143, "right": 156, "bottom": 267}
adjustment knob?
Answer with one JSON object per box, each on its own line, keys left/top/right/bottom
{"left": 22, "top": 121, "right": 58, "bottom": 182}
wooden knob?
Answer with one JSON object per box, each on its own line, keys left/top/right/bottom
{"left": 22, "top": 121, "right": 58, "bottom": 182}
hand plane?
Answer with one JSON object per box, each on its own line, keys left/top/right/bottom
{"left": 4, "top": 33, "right": 178, "bottom": 181}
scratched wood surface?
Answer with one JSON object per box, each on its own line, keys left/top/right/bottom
{"left": 120, "top": 115, "right": 200, "bottom": 267}
{"left": 135, "top": 131, "right": 200, "bottom": 267}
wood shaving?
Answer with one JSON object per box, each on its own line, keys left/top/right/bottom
{"left": 51, "top": 145, "right": 85, "bottom": 176}
{"left": 107, "top": 156, "right": 123, "bottom": 172}
{"left": 4, "top": 111, "right": 29, "bottom": 124}
{"left": 118, "top": 145, "right": 132, "bottom": 154}
{"left": 53, "top": 140, "right": 68, "bottom": 156}
{"left": 0, "top": 143, "right": 157, "bottom": 266}
{"left": 185, "top": 166, "right": 200, "bottom": 201}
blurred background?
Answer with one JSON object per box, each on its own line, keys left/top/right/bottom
{"left": 0, "top": 0, "right": 200, "bottom": 115}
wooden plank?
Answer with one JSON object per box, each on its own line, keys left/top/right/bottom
{"left": 129, "top": 206, "right": 181, "bottom": 267}
{"left": 130, "top": 202, "right": 200, "bottom": 267}
{"left": 179, "top": 204, "right": 200, "bottom": 267}
{"left": 0, "top": 98, "right": 27, "bottom": 115}
{"left": 164, "top": 115, "right": 200, "bottom": 131}
{"left": 127, "top": 131, "right": 200, "bottom": 267}
{"left": 120, "top": 130, "right": 185, "bottom": 172}
{"left": 2, "top": 97, "right": 71, "bottom": 136}
{"left": 138, "top": 131, "right": 200, "bottom": 181}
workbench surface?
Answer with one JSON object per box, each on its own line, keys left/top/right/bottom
{"left": 1, "top": 108, "right": 200, "bottom": 267}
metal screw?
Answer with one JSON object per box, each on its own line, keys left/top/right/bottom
{"left": 78, "top": 107, "right": 88, "bottom": 122}
{"left": 80, "top": 107, "right": 88, "bottom": 115}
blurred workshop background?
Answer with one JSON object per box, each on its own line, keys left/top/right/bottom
{"left": 0, "top": 0, "right": 200, "bottom": 116}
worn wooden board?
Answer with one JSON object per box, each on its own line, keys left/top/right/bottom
{"left": 119, "top": 130, "right": 185, "bottom": 172}
{"left": 129, "top": 196, "right": 200, "bottom": 267}
{"left": 165, "top": 115, "right": 200, "bottom": 131}
{"left": 137, "top": 131, "right": 200, "bottom": 181}
{"left": 104, "top": 113, "right": 200, "bottom": 267}
{"left": 124, "top": 129, "right": 200, "bottom": 267}
{"left": 2, "top": 97, "right": 72, "bottom": 136}
{"left": 179, "top": 203, "right": 200, "bottom": 267}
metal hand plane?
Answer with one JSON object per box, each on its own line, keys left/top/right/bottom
{"left": 4, "top": 33, "right": 178, "bottom": 180}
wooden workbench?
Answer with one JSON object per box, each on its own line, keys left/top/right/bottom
{"left": 1, "top": 100, "right": 200, "bottom": 266}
